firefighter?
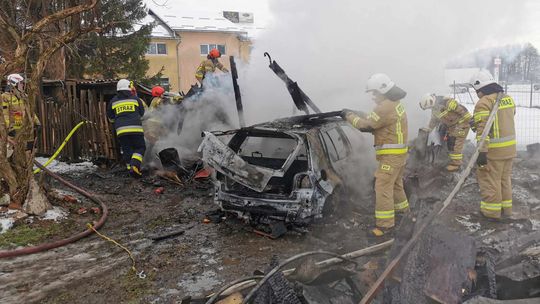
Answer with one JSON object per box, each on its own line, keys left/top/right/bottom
{"left": 195, "top": 48, "right": 229, "bottom": 85}
{"left": 470, "top": 70, "right": 516, "bottom": 219}
{"left": 149, "top": 86, "right": 166, "bottom": 110}
{"left": 419, "top": 94, "right": 471, "bottom": 171}
{"left": 342, "top": 73, "right": 409, "bottom": 236}
{"left": 107, "top": 79, "right": 146, "bottom": 178}
{"left": 1, "top": 74, "right": 41, "bottom": 153}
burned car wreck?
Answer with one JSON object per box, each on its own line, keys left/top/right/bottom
{"left": 199, "top": 112, "right": 372, "bottom": 229}
{"left": 198, "top": 53, "right": 374, "bottom": 232}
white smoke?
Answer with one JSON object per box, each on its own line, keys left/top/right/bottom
{"left": 144, "top": 74, "right": 238, "bottom": 166}
{"left": 240, "top": 0, "right": 533, "bottom": 134}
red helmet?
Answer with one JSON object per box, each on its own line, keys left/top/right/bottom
{"left": 209, "top": 48, "right": 221, "bottom": 59}
{"left": 151, "top": 86, "right": 165, "bottom": 97}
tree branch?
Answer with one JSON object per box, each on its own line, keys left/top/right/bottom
{"left": 22, "top": 0, "right": 99, "bottom": 43}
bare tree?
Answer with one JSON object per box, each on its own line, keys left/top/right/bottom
{"left": 0, "top": 0, "right": 101, "bottom": 207}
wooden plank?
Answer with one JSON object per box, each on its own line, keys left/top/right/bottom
{"left": 89, "top": 90, "right": 97, "bottom": 158}
{"left": 77, "top": 89, "right": 86, "bottom": 159}
{"left": 96, "top": 100, "right": 103, "bottom": 156}
{"left": 99, "top": 92, "right": 110, "bottom": 156}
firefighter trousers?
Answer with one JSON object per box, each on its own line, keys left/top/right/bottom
{"left": 374, "top": 157, "right": 409, "bottom": 228}
{"left": 118, "top": 134, "right": 146, "bottom": 177}
{"left": 476, "top": 158, "right": 513, "bottom": 219}
{"left": 448, "top": 127, "right": 469, "bottom": 166}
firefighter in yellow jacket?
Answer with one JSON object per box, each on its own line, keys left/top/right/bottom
{"left": 420, "top": 94, "right": 471, "bottom": 171}
{"left": 342, "top": 73, "right": 409, "bottom": 236}
{"left": 195, "top": 48, "right": 228, "bottom": 85}
{"left": 1, "top": 74, "right": 41, "bottom": 153}
{"left": 470, "top": 70, "right": 516, "bottom": 219}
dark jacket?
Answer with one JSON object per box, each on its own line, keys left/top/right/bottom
{"left": 107, "top": 91, "right": 145, "bottom": 137}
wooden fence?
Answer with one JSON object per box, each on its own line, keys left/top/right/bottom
{"left": 36, "top": 79, "right": 125, "bottom": 161}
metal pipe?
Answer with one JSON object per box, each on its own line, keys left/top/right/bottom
{"left": 205, "top": 276, "right": 264, "bottom": 304}
{"left": 242, "top": 251, "right": 356, "bottom": 304}
{"left": 175, "top": 35, "right": 182, "bottom": 93}
{"left": 0, "top": 161, "right": 108, "bottom": 259}
{"left": 208, "top": 239, "right": 393, "bottom": 298}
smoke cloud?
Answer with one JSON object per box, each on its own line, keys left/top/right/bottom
{"left": 240, "top": 0, "right": 532, "bottom": 133}
{"left": 143, "top": 75, "right": 237, "bottom": 166}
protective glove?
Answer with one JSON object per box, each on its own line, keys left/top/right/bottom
{"left": 359, "top": 127, "right": 375, "bottom": 132}
{"left": 340, "top": 109, "right": 353, "bottom": 119}
{"left": 477, "top": 152, "right": 488, "bottom": 167}
{"left": 469, "top": 118, "right": 477, "bottom": 132}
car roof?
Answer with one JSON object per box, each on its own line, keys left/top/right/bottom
{"left": 251, "top": 111, "right": 343, "bottom": 132}
{"left": 211, "top": 111, "right": 344, "bottom": 136}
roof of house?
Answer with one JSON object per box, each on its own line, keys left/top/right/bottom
{"left": 143, "top": 1, "right": 264, "bottom": 38}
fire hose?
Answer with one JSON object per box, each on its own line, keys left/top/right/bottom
{"left": 0, "top": 160, "right": 108, "bottom": 259}
{"left": 33, "top": 120, "right": 89, "bottom": 174}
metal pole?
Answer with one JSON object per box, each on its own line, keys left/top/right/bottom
{"left": 530, "top": 79, "right": 534, "bottom": 108}
{"left": 229, "top": 56, "right": 246, "bottom": 127}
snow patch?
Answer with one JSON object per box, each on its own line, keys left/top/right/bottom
{"left": 178, "top": 270, "right": 220, "bottom": 294}
{"left": 0, "top": 218, "right": 14, "bottom": 234}
{"left": 41, "top": 206, "right": 68, "bottom": 222}
{"left": 455, "top": 215, "right": 481, "bottom": 233}
{"left": 34, "top": 157, "right": 96, "bottom": 174}
{"left": 530, "top": 219, "right": 540, "bottom": 231}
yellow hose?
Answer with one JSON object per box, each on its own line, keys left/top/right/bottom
{"left": 33, "top": 120, "right": 88, "bottom": 174}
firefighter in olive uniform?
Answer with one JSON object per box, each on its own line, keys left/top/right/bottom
{"left": 107, "top": 79, "right": 146, "bottom": 178}
{"left": 420, "top": 94, "right": 471, "bottom": 171}
{"left": 342, "top": 73, "right": 409, "bottom": 236}
{"left": 1, "top": 74, "right": 41, "bottom": 153}
{"left": 195, "top": 48, "right": 228, "bottom": 85}
{"left": 470, "top": 70, "right": 516, "bottom": 219}
{"left": 149, "top": 86, "right": 166, "bottom": 110}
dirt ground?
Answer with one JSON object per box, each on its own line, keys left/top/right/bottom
{"left": 0, "top": 152, "right": 539, "bottom": 303}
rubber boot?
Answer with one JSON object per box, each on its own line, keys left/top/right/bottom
{"left": 446, "top": 164, "right": 460, "bottom": 172}
{"left": 371, "top": 227, "right": 392, "bottom": 237}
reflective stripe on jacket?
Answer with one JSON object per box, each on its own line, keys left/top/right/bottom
{"left": 1, "top": 92, "right": 41, "bottom": 132}
{"left": 107, "top": 95, "right": 145, "bottom": 137}
{"left": 473, "top": 93, "right": 516, "bottom": 160}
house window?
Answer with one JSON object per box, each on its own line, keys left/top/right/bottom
{"left": 200, "top": 44, "right": 226, "bottom": 56}
{"left": 147, "top": 42, "right": 167, "bottom": 55}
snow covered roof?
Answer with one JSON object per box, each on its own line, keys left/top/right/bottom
{"left": 143, "top": 1, "right": 264, "bottom": 37}
{"left": 141, "top": 11, "right": 175, "bottom": 38}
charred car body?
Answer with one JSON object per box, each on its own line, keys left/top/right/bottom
{"left": 199, "top": 112, "right": 372, "bottom": 228}
{"left": 199, "top": 53, "right": 373, "bottom": 230}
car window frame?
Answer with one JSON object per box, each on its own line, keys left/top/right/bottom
{"left": 319, "top": 123, "right": 352, "bottom": 165}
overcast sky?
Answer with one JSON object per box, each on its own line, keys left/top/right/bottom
{"left": 150, "top": 0, "right": 540, "bottom": 48}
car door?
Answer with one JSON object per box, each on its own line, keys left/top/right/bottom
{"left": 318, "top": 123, "right": 352, "bottom": 176}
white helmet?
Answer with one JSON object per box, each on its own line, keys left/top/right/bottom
{"left": 366, "top": 73, "right": 395, "bottom": 94}
{"left": 7, "top": 73, "right": 24, "bottom": 85}
{"left": 470, "top": 70, "right": 496, "bottom": 91}
{"left": 419, "top": 93, "right": 436, "bottom": 110}
{"left": 117, "top": 79, "right": 131, "bottom": 91}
